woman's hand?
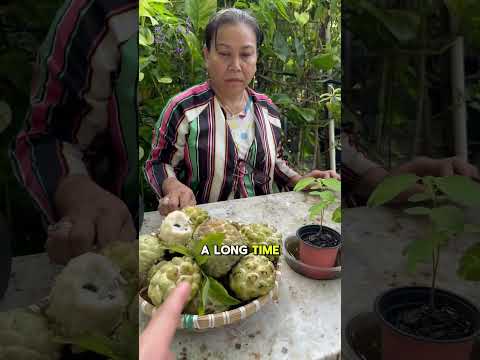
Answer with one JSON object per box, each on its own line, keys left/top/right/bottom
{"left": 139, "top": 282, "right": 191, "bottom": 360}
{"left": 159, "top": 178, "right": 196, "bottom": 216}
{"left": 289, "top": 169, "right": 341, "bottom": 188}
{"left": 49, "top": 175, "right": 136, "bottom": 264}
{"left": 394, "top": 156, "right": 480, "bottom": 179}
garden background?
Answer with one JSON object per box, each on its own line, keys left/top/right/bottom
{"left": 138, "top": 0, "right": 342, "bottom": 211}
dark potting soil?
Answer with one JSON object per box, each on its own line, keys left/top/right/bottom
{"left": 306, "top": 231, "right": 340, "bottom": 248}
{"left": 387, "top": 303, "right": 474, "bottom": 340}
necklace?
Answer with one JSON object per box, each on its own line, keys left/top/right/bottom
{"left": 217, "top": 91, "right": 248, "bottom": 117}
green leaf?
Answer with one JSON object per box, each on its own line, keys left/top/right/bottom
{"left": 54, "top": 335, "right": 121, "bottom": 360}
{"left": 271, "top": 93, "right": 293, "bottom": 106}
{"left": 207, "top": 277, "right": 241, "bottom": 306}
{"left": 312, "top": 53, "right": 335, "bottom": 71}
{"left": 429, "top": 205, "right": 465, "bottom": 234}
{"left": 193, "top": 232, "right": 225, "bottom": 265}
{"left": 332, "top": 206, "right": 341, "bottom": 223}
{"left": 291, "top": 104, "right": 316, "bottom": 122}
{"left": 404, "top": 207, "right": 431, "bottom": 216}
{"left": 316, "top": 191, "right": 336, "bottom": 202}
{"left": 294, "top": 11, "right": 309, "bottom": 26}
{"left": 321, "top": 178, "right": 341, "bottom": 192}
{"left": 185, "top": 0, "right": 217, "bottom": 32}
{"left": 165, "top": 244, "right": 192, "bottom": 257}
{"left": 199, "top": 276, "right": 210, "bottom": 316}
{"left": 139, "top": 146, "right": 145, "bottom": 161}
{"left": 408, "top": 192, "right": 431, "bottom": 202}
{"left": 273, "top": 33, "right": 289, "bottom": 62}
{"left": 404, "top": 236, "right": 434, "bottom": 273}
{"left": 435, "top": 176, "right": 480, "bottom": 207}
{"left": 294, "top": 37, "right": 305, "bottom": 67}
{"left": 458, "top": 243, "right": 480, "bottom": 281}
{"left": 309, "top": 202, "right": 328, "bottom": 218}
{"left": 157, "top": 76, "right": 172, "bottom": 84}
{"left": 367, "top": 174, "right": 419, "bottom": 207}
{"left": 293, "top": 177, "right": 316, "bottom": 191}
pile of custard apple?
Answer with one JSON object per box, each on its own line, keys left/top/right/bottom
{"left": 142, "top": 207, "right": 281, "bottom": 315}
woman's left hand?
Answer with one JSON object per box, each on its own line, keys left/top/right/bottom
{"left": 304, "top": 169, "right": 341, "bottom": 180}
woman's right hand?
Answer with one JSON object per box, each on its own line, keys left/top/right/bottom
{"left": 159, "top": 178, "right": 196, "bottom": 216}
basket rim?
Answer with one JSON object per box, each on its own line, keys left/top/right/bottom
{"left": 139, "top": 265, "right": 281, "bottom": 330}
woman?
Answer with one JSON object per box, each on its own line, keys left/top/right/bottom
{"left": 145, "top": 8, "right": 339, "bottom": 215}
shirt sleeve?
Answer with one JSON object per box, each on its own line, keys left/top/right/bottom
{"left": 144, "top": 96, "right": 189, "bottom": 198}
{"left": 9, "top": 1, "right": 123, "bottom": 223}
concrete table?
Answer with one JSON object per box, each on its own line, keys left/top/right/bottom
{"left": 341, "top": 206, "right": 480, "bottom": 359}
{"left": 139, "top": 192, "right": 341, "bottom": 360}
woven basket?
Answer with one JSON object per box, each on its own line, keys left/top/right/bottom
{"left": 139, "top": 267, "right": 281, "bottom": 330}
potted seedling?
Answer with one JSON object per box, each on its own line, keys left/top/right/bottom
{"left": 367, "top": 174, "right": 480, "bottom": 360}
{"left": 294, "top": 177, "right": 341, "bottom": 269}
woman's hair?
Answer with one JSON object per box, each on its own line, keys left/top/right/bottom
{"left": 205, "top": 8, "right": 263, "bottom": 51}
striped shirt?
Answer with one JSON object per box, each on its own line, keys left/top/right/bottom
{"left": 10, "top": 0, "right": 138, "bottom": 224}
{"left": 144, "top": 82, "right": 300, "bottom": 203}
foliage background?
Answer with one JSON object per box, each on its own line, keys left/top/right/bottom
{"left": 139, "top": 0, "right": 342, "bottom": 211}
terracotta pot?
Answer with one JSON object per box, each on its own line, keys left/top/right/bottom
{"left": 297, "top": 225, "right": 341, "bottom": 269}
{"left": 375, "top": 286, "right": 480, "bottom": 360}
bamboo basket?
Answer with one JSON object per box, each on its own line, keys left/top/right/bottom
{"left": 139, "top": 266, "right": 281, "bottom": 330}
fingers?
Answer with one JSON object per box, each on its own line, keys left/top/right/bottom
{"left": 46, "top": 219, "right": 73, "bottom": 265}
{"left": 69, "top": 217, "right": 96, "bottom": 258}
{"left": 139, "top": 282, "right": 191, "bottom": 360}
{"left": 307, "top": 169, "right": 341, "bottom": 180}
{"left": 95, "top": 211, "right": 124, "bottom": 248}
{"left": 179, "top": 189, "right": 196, "bottom": 209}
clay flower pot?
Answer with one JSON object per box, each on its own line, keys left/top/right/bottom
{"left": 297, "top": 224, "right": 341, "bottom": 269}
{"left": 375, "top": 286, "right": 480, "bottom": 360}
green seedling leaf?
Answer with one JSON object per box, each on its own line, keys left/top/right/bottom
{"left": 193, "top": 232, "right": 225, "bottom": 265}
{"left": 404, "top": 207, "right": 431, "bottom": 216}
{"left": 314, "top": 190, "right": 336, "bottom": 202}
{"left": 435, "top": 176, "right": 480, "bottom": 207}
{"left": 321, "top": 178, "right": 341, "bottom": 192}
{"left": 408, "top": 193, "right": 431, "bottom": 202}
{"left": 294, "top": 177, "right": 316, "bottom": 191}
{"left": 309, "top": 202, "right": 328, "bottom": 219}
{"left": 367, "top": 174, "right": 419, "bottom": 207}
{"left": 207, "top": 276, "right": 241, "bottom": 306}
{"left": 185, "top": 0, "right": 217, "bottom": 31}
{"left": 404, "top": 236, "right": 434, "bottom": 273}
{"left": 332, "top": 206, "right": 341, "bottom": 223}
{"left": 458, "top": 243, "right": 480, "bottom": 281}
{"left": 429, "top": 205, "right": 465, "bottom": 234}
{"left": 199, "top": 276, "right": 210, "bottom": 316}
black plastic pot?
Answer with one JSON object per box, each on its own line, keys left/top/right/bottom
{"left": 0, "top": 213, "right": 12, "bottom": 299}
{"left": 375, "top": 286, "right": 480, "bottom": 360}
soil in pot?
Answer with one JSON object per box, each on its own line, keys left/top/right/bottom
{"left": 304, "top": 227, "right": 341, "bottom": 248}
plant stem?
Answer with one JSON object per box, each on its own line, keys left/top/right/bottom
{"left": 430, "top": 245, "right": 441, "bottom": 310}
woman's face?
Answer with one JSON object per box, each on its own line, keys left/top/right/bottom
{"left": 204, "top": 23, "right": 258, "bottom": 97}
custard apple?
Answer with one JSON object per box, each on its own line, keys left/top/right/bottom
{"left": 139, "top": 234, "right": 165, "bottom": 285}
{"left": 190, "top": 218, "right": 247, "bottom": 278}
{"left": 182, "top": 206, "right": 209, "bottom": 229}
{"left": 158, "top": 211, "right": 193, "bottom": 246}
{"left": 101, "top": 240, "right": 139, "bottom": 287}
{"left": 240, "top": 224, "right": 282, "bottom": 261}
{"left": 46, "top": 253, "right": 128, "bottom": 337}
{"left": 146, "top": 260, "right": 167, "bottom": 284}
{"left": 0, "top": 308, "right": 61, "bottom": 360}
{"left": 148, "top": 257, "right": 201, "bottom": 307}
{"left": 229, "top": 254, "right": 276, "bottom": 301}
{"left": 184, "top": 292, "right": 229, "bottom": 315}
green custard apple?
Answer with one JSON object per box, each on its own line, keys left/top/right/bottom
{"left": 240, "top": 224, "right": 282, "bottom": 261}
{"left": 229, "top": 254, "right": 276, "bottom": 301}
{"left": 190, "top": 218, "right": 247, "bottom": 278}
{"left": 182, "top": 206, "right": 209, "bottom": 230}
{"left": 139, "top": 234, "right": 165, "bottom": 286}
{"left": 147, "top": 257, "right": 201, "bottom": 307}
{"left": 158, "top": 211, "right": 193, "bottom": 247}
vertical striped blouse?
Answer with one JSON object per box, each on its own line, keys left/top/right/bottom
{"left": 144, "top": 82, "right": 300, "bottom": 204}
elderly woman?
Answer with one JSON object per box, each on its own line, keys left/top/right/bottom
{"left": 145, "top": 8, "right": 339, "bottom": 215}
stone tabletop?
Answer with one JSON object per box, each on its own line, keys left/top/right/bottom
{"left": 341, "top": 206, "right": 480, "bottom": 359}
{"left": 139, "top": 191, "right": 341, "bottom": 360}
